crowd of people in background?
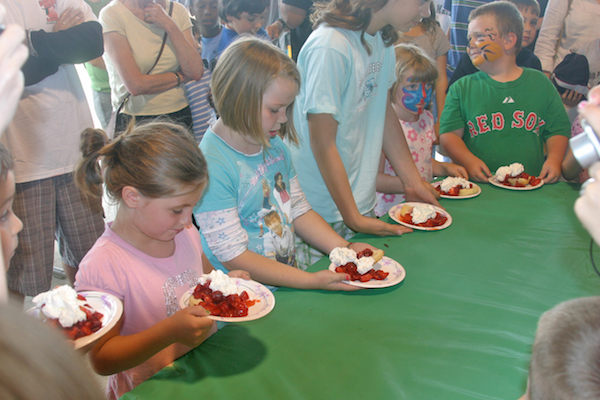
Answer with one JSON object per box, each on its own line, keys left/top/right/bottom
{"left": 1, "top": 0, "right": 600, "bottom": 398}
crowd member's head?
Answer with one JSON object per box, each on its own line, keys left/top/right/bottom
{"left": 503, "top": 0, "right": 540, "bottom": 48}
{"left": 219, "top": 0, "right": 269, "bottom": 35}
{"left": 190, "top": 0, "right": 220, "bottom": 38}
{"left": 390, "top": 43, "right": 437, "bottom": 117}
{"left": 0, "top": 303, "right": 104, "bottom": 400}
{"left": 467, "top": 1, "right": 523, "bottom": 69}
{"left": 524, "top": 296, "right": 600, "bottom": 400}
{"left": 0, "top": 144, "right": 23, "bottom": 269}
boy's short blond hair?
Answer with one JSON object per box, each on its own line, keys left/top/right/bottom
{"left": 211, "top": 36, "right": 301, "bottom": 147}
{"left": 469, "top": 1, "right": 524, "bottom": 54}
{"left": 529, "top": 296, "right": 600, "bottom": 400}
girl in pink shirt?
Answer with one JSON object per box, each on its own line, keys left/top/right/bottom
{"left": 74, "top": 122, "right": 248, "bottom": 400}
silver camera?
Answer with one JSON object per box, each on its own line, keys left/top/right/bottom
{"left": 570, "top": 119, "right": 600, "bottom": 169}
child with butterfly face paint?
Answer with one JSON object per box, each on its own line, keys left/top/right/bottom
{"left": 375, "top": 43, "right": 467, "bottom": 217}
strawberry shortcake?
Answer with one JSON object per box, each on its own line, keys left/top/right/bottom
{"left": 435, "top": 177, "right": 479, "bottom": 196}
{"left": 397, "top": 203, "right": 447, "bottom": 228}
{"left": 329, "top": 247, "right": 388, "bottom": 282}
{"left": 32, "top": 285, "right": 104, "bottom": 341}
{"left": 189, "top": 270, "right": 257, "bottom": 317}
{"left": 494, "top": 163, "right": 542, "bottom": 187}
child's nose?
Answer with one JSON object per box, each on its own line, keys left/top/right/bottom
{"left": 12, "top": 213, "right": 23, "bottom": 236}
{"left": 181, "top": 211, "right": 192, "bottom": 227}
{"left": 277, "top": 110, "right": 287, "bottom": 124}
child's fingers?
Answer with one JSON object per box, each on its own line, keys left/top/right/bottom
{"left": 186, "top": 305, "right": 211, "bottom": 317}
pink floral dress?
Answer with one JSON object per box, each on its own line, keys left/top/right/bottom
{"left": 375, "top": 110, "right": 435, "bottom": 217}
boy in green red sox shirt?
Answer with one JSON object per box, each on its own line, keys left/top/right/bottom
{"left": 439, "top": 1, "right": 570, "bottom": 183}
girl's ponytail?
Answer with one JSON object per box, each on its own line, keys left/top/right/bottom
{"left": 74, "top": 128, "right": 109, "bottom": 200}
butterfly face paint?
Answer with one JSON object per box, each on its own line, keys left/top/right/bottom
{"left": 468, "top": 24, "right": 503, "bottom": 67}
{"left": 401, "top": 78, "right": 433, "bottom": 115}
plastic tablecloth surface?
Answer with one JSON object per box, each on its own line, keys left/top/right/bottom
{"left": 121, "top": 182, "right": 600, "bottom": 400}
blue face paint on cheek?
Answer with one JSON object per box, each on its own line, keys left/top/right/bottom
{"left": 401, "top": 83, "right": 433, "bottom": 114}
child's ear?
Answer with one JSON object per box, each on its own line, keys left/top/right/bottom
{"left": 121, "top": 186, "right": 141, "bottom": 208}
{"left": 504, "top": 32, "right": 519, "bottom": 51}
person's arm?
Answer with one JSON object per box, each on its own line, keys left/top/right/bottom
{"left": 23, "top": 16, "right": 103, "bottom": 86}
{"left": 376, "top": 151, "right": 406, "bottom": 194}
{"left": 0, "top": 16, "right": 27, "bottom": 133}
{"left": 539, "top": 134, "right": 569, "bottom": 183}
{"left": 89, "top": 303, "right": 216, "bottom": 375}
{"left": 307, "top": 113, "right": 412, "bottom": 236}
{"left": 104, "top": 31, "right": 186, "bottom": 96}
{"left": 575, "top": 86, "right": 600, "bottom": 244}
{"left": 439, "top": 129, "right": 492, "bottom": 182}
{"left": 432, "top": 159, "right": 468, "bottom": 178}
{"left": 144, "top": 3, "right": 203, "bottom": 81}
{"left": 561, "top": 147, "right": 582, "bottom": 181}
{"left": 534, "top": 0, "right": 568, "bottom": 74}
{"left": 381, "top": 98, "right": 441, "bottom": 205}
{"left": 434, "top": 54, "right": 448, "bottom": 142}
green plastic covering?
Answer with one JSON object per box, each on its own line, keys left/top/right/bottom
{"left": 121, "top": 182, "right": 600, "bottom": 400}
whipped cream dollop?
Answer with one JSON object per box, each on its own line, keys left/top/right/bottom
{"left": 199, "top": 270, "right": 240, "bottom": 296}
{"left": 329, "top": 247, "right": 379, "bottom": 274}
{"left": 411, "top": 204, "right": 437, "bottom": 224}
{"left": 495, "top": 163, "right": 524, "bottom": 181}
{"left": 440, "top": 177, "right": 471, "bottom": 192}
{"left": 32, "top": 285, "right": 87, "bottom": 328}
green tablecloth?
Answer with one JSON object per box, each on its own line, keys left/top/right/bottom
{"left": 122, "top": 182, "right": 600, "bottom": 400}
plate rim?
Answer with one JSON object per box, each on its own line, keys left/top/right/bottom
{"left": 388, "top": 202, "right": 453, "bottom": 231}
{"left": 179, "top": 278, "right": 275, "bottom": 322}
{"left": 328, "top": 256, "right": 406, "bottom": 288}
{"left": 26, "top": 291, "right": 123, "bottom": 350}
{"left": 432, "top": 180, "right": 481, "bottom": 199}
{"left": 488, "top": 175, "right": 544, "bottom": 190}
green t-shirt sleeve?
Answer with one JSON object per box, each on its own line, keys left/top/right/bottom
{"left": 540, "top": 79, "right": 571, "bottom": 141}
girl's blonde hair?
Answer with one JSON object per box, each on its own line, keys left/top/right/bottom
{"left": 75, "top": 122, "right": 208, "bottom": 202}
{"left": 312, "top": 0, "right": 398, "bottom": 54}
{"left": 210, "top": 36, "right": 301, "bottom": 147}
{"left": 390, "top": 43, "right": 438, "bottom": 104}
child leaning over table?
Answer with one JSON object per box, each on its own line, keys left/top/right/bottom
{"left": 519, "top": 296, "right": 600, "bottom": 400}
{"left": 375, "top": 44, "right": 467, "bottom": 217}
{"left": 194, "top": 37, "right": 378, "bottom": 290}
{"left": 439, "top": 1, "right": 570, "bottom": 183}
{"left": 73, "top": 123, "right": 250, "bottom": 400}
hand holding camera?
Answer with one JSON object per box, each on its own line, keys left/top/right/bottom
{"left": 0, "top": 3, "right": 28, "bottom": 136}
{"left": 574, "top": 85, "right": 600, "bottom": 244}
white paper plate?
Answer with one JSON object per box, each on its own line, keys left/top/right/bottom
{"left": 328, "top": 256, "right": 406, "bottom": 288}
{"left": 179, "top": 278, "right": 275, "bottom": 322}
{"left": 389, "top": 202, "right": 452, "bottom": 231}
{"left": 488, "top": 175, "right": 544, "bottom": 190}
{"left": 433, "top": 180, "right": 481, "bottom": 199}
{"left": 26, "top": 291, "right": 123, "bottom": 350}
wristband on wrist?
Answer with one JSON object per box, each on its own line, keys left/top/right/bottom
{"left": 173, "top": 71, "right": 181, "bottom": 86}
